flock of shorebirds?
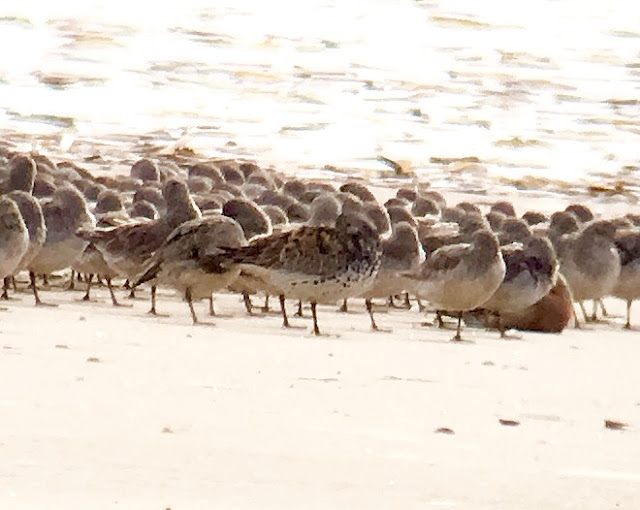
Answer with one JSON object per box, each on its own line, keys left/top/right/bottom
{"left": 1, "top": 152, "right": 639, "bottom": 340}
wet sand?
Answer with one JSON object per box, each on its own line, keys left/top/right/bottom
{"left": 1, "top": 279, "right": 639, "bottom": 509}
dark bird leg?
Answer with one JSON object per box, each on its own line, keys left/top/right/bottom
{"left": 498, "top": 315, "right": 507, "bottom": 339}
{"left": 366, "top": 298, "right": 379, "bottom": 331}
{"left": 436, "top": 311, "right": 445, "bottom": 328}
{"left": 311, "top": 301, "right": 321, "bottom": 336}
{"left": 591, "top": 300, "right": 598, "bottom": 322}
{"left": 339, "top": 298, "right": 348, "bottom": 313}
{"left": 82, "top": 274, "right": 93, "bottom": 301}
{"left": 403, "top": 292, "right": 411, "bottom": 309}
{"left": 294, "top": 300, "right": 304, "bottom": 317}
{"left": 107, "top": 277, "right": 129, "bottom": 307}
{"left": 451, "top": 312, "right": 463, "bottom": 342}
{"left": 31, "top": 271, "right": 56, "bottom": 307}
{"left": 148, "top": 285, "right": 158, "bottom": 315}
{"left": 1, "top": 276, "right": 10, "bottom": 300}
{"left": 123, "top": 279, "right": 136, "bottom": 299}
{"left": 279, "top": 294, "right": 290, "bottom": 328}
{"left": 209, "top": 295, "right": 215, "bottom": 316}
{"left": 262, "top": 294, "right": 270, "bottom": 313}
{"left": 186, "top": 287, "right": 198, "bottom": 325}
{"left": 242, "top": 292, "right": 253, "bottom": 315}
{"left": 624, "top": 299, "right": 632, "bottom": 330}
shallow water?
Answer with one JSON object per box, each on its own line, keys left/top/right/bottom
{"left": 1, "top": 0, "right": 639, "bottom": 196}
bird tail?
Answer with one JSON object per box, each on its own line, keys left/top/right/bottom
{"left": 76, "top": 226, "right": 114, "bottom": 242}
{"left": 132, "top": 260, "right": 162, "bottom": 288}
{"left": 197, "top": 248, "right": 234, "bottom": 274}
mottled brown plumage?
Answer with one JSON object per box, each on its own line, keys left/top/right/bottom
{"left": 202, "top": 212, "right": 382, "bottom": 335}
{"left": 133, "top": 216, "right": 246, "bottom": 324}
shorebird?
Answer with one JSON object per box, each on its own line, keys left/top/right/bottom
{"left": 133, "top": 215, "right": 246, "bottom": 324}
{"left": 406, "top": 229, "right": 506, "bottom": 341}
{"left": 29, "top": 184, "right": 95, "bottom": 305}
{"left": 260, "top": 205, "right": 289, "bottom": 228}
{"left": 361, "top": 222, "right": 424, "bottom": 330}
{"left": 483, "top": 273, "right": 573, "bottom": 333}
{"left": 412, "top": 196, "right": 440, "bottom": 217}
{"left": 130, "top": 158, "right": 161, "bottom": 183}
{"left": 4, "top": 154, "right": 36, "bottom": 193}
{"left": 77, "top": 179, "right": 201, "bottom": 313}
{"left": 565, "top": 204, "right": 594, "bottom": 223}
{"left": 2, "top": 191, "right": 46, "bottom": 300}
{"left": 0, "top": 197, "right": 30, "bottom": 287}
{"left": 222, "top": 197, "right": 274, "bottom": 315}
{"left": 202, "top": 212, "right": 382, "bottom": 335}
{"left": 612, "top": 228, "right": 640, "bottom": 329}
{"left": 308, "top": 193, "right": 341, "bottom": 227}
{"left": 72, "top": 243, "right": 123, "bottom": 305}
{"left": 557, "top": 220, "right": 620, "bottom": 325}
{"left": 498, "top": 218, "right": 533, "bottom": 245}
{"left": 490, "top": 201, "right": 516, "bottom": 217}
{"left": 482, "top": 236, "right": 558, "bottom": 336}
{"left": 522, "top": 211, "right": 547, "bottom": 226}
{"left": 129, "top": 200, "right": 159, "bottom": 220}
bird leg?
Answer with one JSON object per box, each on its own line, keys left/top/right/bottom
{"left": 578, "top": 301, "right": 588, "bottom": 322}
{"left": 82, "top": 274, "right": 93, "bottom": 301}
{"left": 148, "top": 285, "right": 158, "bottom": 315}
{"left": 311, "top": 301, "right": 321, "bottom": 336}
{"left": 279, "top": 294, "right": 290, "bottom": 328}
{"left": 599, "top": 298, "right": 609, "bottom": 317}
{"left": 294, "top": 300, "right": 304, "bottom": 317}
{"left": 31, "top": 271, "right": 57, "bottom": 307}
{"left": 67, "top": 270, "right": 76, "bottom": 291}
{"left": 242, "top": 292, "right": 253, "bottom": 315}
{"left": 451, "top": 311, "right": 463, "bottom": 342}
{"left": 185, "top": 287, "right": 198, "bottom": 324}
{"left": 366, "top": 298, "right": 378, "bottom": 330}
{"left": 1, "top": 276, "right": 10, "bottom": 300}
{"left": 572, "top": 304, "right": 581, "bottom": 329}
{"left": 107, "top": 277, "right": 130, "bottom": 307}
{"left": 624, "top": 299, "right": 632, "bottom": 330}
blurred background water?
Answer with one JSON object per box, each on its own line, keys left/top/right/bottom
{"left": 1, "top": 0, "right": 639, "bottom": 194}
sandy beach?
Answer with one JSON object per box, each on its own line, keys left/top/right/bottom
{"left": 1, "top": 275, "right": 639, "bottom": 509}
{"left": 1, "top": 1, "right": 640, "bottom": 506}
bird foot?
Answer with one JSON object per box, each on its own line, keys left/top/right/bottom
{"left": 112, "top": 302, "right": 133, "bottom": 308}
{"left": 35, "top": 301, "right": 58, "bottom": 308}
{"left": 193, "top": 320, "right": 216, "bottom": 326}
{"left": 147, "top": 309, "right": 170, "bottom": 318}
